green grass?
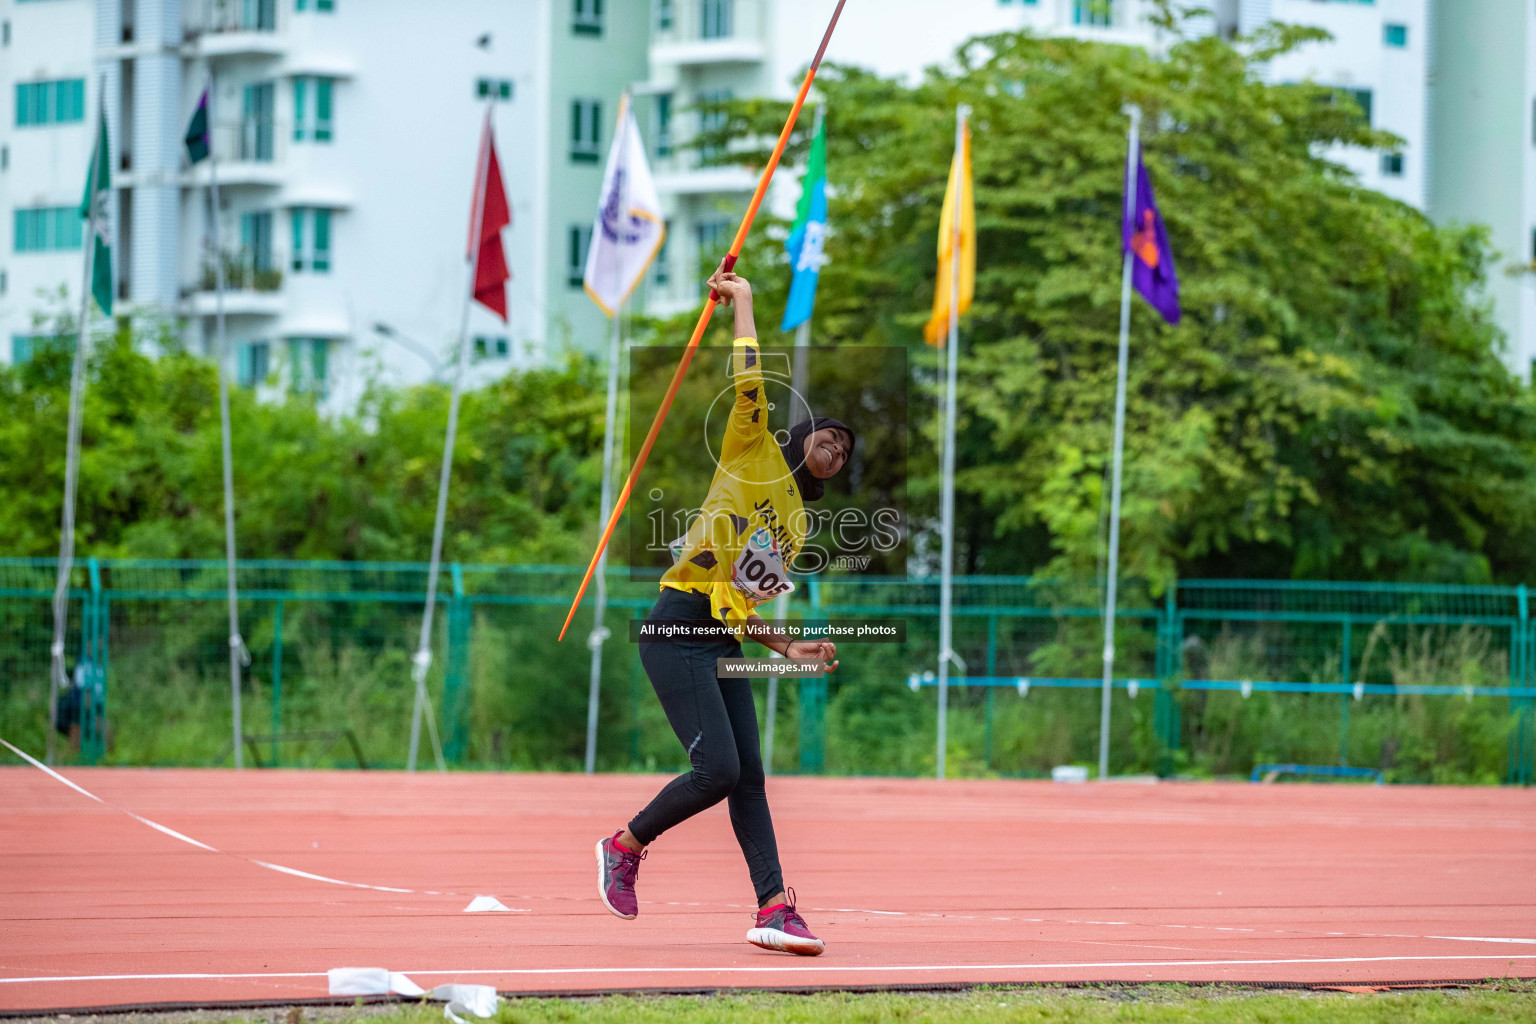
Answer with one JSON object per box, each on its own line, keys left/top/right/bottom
{"left": 49, "top": 983, "right": 1536, "bottom": 1024}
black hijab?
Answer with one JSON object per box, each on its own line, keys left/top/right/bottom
{"left": 780, "top": 416, "right": 856, "bottom": 502}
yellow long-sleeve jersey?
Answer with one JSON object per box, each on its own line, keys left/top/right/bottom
{"left": 661, "top": 337, "right": 806, "bottom": 629}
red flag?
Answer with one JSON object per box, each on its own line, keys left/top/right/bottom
{"left": 468, "top": 114, "right": 511, "bottom": 321}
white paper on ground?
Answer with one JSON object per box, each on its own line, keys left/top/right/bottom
{"left": 325, "top": 967, "right": 424, "bottom": 997}
{"left": 432, "top": 984, "right": 499, "bottom": 1023}
{"left": 463, "top": 895, "right": 517, "bottom": 912}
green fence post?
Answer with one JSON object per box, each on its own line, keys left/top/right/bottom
{"left": 1153, "top": 581, "right": 1179, "bottom": 777}
{"left": 630, "top": 606, "right": 644, "bottom": 766}
{"left": 1339, "top": 618, "right": 1352, "bottom": 767}
{"left": 1527, "top": 587, "right": 1535, "bottom": 785}
{"left": 799, "top": 578, "right": 826, "bottom": 774}
{"left": 96, "top": 593, "right": 110, "bottom": 763}
{"left": 80, "top": 557, "right": 105, "bottom": 764}
{"left": 442, "top": 563, "right": 470, "bottom": 764}
{"left": 1511, "top": 585, "right": 1532, "bottom": 786}
{"left": 984, "top": 614, "right": 997, "bottom": 770}
{"left": 271, "top": 599, "right": 283, "bottom": 767}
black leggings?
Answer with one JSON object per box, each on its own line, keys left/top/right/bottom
{"left": 628, "top": 588, "right": 784, "bottom": 905}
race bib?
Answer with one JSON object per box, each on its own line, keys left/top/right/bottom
{"left": 730, "top": 528, "right": 796, "bottom": 602}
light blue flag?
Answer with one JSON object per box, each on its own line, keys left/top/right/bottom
{"left": 781, "top": 115, "right": 827, "bottom": 332}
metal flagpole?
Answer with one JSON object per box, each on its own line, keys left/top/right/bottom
{"left": 207, "top": 71, "right": 249, "bottom": 769}
{"left": 767, "top": 100, "right": 823, "bottom": 776}
{"left": 766, "top": 313, "right": 814, "bottom": 775}
{"left": 584, "top": 297, "right": 624, "bottom": 775}
{"left": 1099, "top": 103, "right": 1142, "bottom": 783}
{"left": 48, "top": 78, "right": 105, "bottom": 767}
{"left": 409, "top": 100, "right": 495, "bottom": 773}
{"left": 936, "top": 104, "right": 967, "bottom": 781}
{"left": 584, "top": 91, "right": 632, "bottom": 776}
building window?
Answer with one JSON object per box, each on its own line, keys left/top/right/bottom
{"left": 1380, "top": 152, "right": 1404, "bottom": 176}
{"left": 1383, "top": 23, "right": 1407, "bottom": 47}
{"left": 697, "top": 88, "right": 732, "bottom": 163}
{"left": 1337, "top": 87, "right": 1372, "bottom": 125}
{"left": 290, "top": 208, "right": 332, "bottom": 273}
{"left": 653, "top": 220, "right": 671, "bottom": 286}
{"left": 656, "top": 0, "right": 674, "bottom": 31}
{"left": 474, "top": 335, "right": 510, "bottom": 360}
{"left": 568, "top": 225, "right": 592, "bottom": 287}
{"left": 11, "top": 333, "right": 72, "bottom": 364}
{"left": 16, "top": 79, "right": 85, "bottom": 127}
{"left": 570, "top": 99, "right": 602, "bottom": 163}
{"left": 3, "top": 21, "right": 10, "bottom": 46}
{"left": 573, "top": 0, "right": 603, "bottom": 36}
{"left": 0, "top": 269, "right": 6, "bottom": 295}
{"left": 294, "top": 77, "right": 334, "bottom": 142}
{"left": 1072, "top": 0, "right": 1113, "bottom": 27}
{"left": 655, "top": 93, "right": 672, "bottom": 157}
{"left": 475, "top": 78, "right": 513, "bottom": 101}
{"left": 695, "top": 218, "right": 729, "bottom": 268}
{"left": 701, "top": 0, "right": 734, "bottom": 38}
{"left": 240, "top": 210, "right": 275, "bottom": 282}
{"left": 14, "top": 207, "right": 83, "bottom": 252}
{"left": 238, "top": 341, "right": 270, "bottom": 388}
{"left": 295, "top": 0, "right": 335, "bottom": 11}
{"left": 241, "top": 82, "right": 276, "bottom": 161}
{"left": 287, "top": 338, "right": 329, "bottom": 398}
{"left": 1, "top": 145, "right": 7, "bottom": 170}
{"left": 220, "top": 0, "right": 276, "bottom": 30}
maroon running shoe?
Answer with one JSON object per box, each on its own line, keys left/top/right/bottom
{"left": 595, "top": 831, "right": 644, "bottom": 920}
{"left": 746, "top": 888, "right": 824, "bottom": 955}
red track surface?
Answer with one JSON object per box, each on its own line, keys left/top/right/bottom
{"left": 2, "top": 763, "right": 1534, "bottom": 1012}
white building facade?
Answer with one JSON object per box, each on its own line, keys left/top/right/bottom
{"left": 3, "top": 0, "right": 1532, "bottom": 390}
{"left": 2, "top": 0, "right": 648, "bottom": 409}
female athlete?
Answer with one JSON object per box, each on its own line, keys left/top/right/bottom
{"left": 595, "top": 261, "right": 855, "bottom": 956}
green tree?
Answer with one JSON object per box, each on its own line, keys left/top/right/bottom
{"left": 0, "top": 314, "right": 610, "bottom": 565}
{"left": 698, "top": 21, "right": 1536, "bottom": 585}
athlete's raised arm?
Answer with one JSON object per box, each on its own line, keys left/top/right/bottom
{"left": 708, "top": 263, "right": 769, "bottom": 456}
{"left": 707, "top": 261, "right": 756, "bottom": 340}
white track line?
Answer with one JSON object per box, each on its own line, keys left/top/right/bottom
{"left": 7, "top": 738, "right": 1529, "bottom": 951}
{"left": 805, "top": 906, "right": 1536, "bottom": 948}
{"left": 0, "top": 738, "right": 440, "bottom": 897}
{"left": 3, "top": 954, "right": 1536, "bottom": 986}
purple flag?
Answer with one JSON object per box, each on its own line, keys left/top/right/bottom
{"left": 1122, "top": 148, "right": 1179, "bottom": 325}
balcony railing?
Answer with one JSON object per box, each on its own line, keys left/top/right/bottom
{"left": 653, "top": 0, "right": 764, "bottom": 49}
{"left": 197, "top": 248, "right": 284, "bottom": 294}
{"left": 647, "top": 109, "right": 757, "bottom": 191}
{"left": 194, "top": 0, "right": 279, "bottom": 35}
{"left": 220, "top": 117, "right": 279, "bottom": 163}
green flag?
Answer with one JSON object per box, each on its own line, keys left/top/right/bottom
{"left": 80, "top": 103, "right": 113, "bottom": 316}
{"left": 185, "top": 87, "right": 210, "bottom": 165}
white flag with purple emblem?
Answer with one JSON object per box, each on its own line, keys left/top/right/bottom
{"left": 582, "top": 95, "right": 665, "bottom": 315}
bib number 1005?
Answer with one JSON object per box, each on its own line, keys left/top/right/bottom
{"left": 732, "top": 530, "right": 795, "bottom": 601}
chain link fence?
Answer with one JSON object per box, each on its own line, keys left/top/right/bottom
{"left": 2, "top": 559, "right": 1531, "bottom": 784}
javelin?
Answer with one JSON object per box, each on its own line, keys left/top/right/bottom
{"left": 558, "top": 1, "right": 850, "bottom": 641}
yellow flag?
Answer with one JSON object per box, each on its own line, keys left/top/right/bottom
{"left": 924, "top": 120, "right": 974, "bottom": 346}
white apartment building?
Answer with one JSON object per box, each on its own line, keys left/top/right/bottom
{"left": 1427, "top": 0, "right": 1536, "bottom": 382}
{"left": 2, "top": 0, "right": 648, "bottom": 409}
{"left": 4, "top": 0, "right": 1532, "bottom": 393}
